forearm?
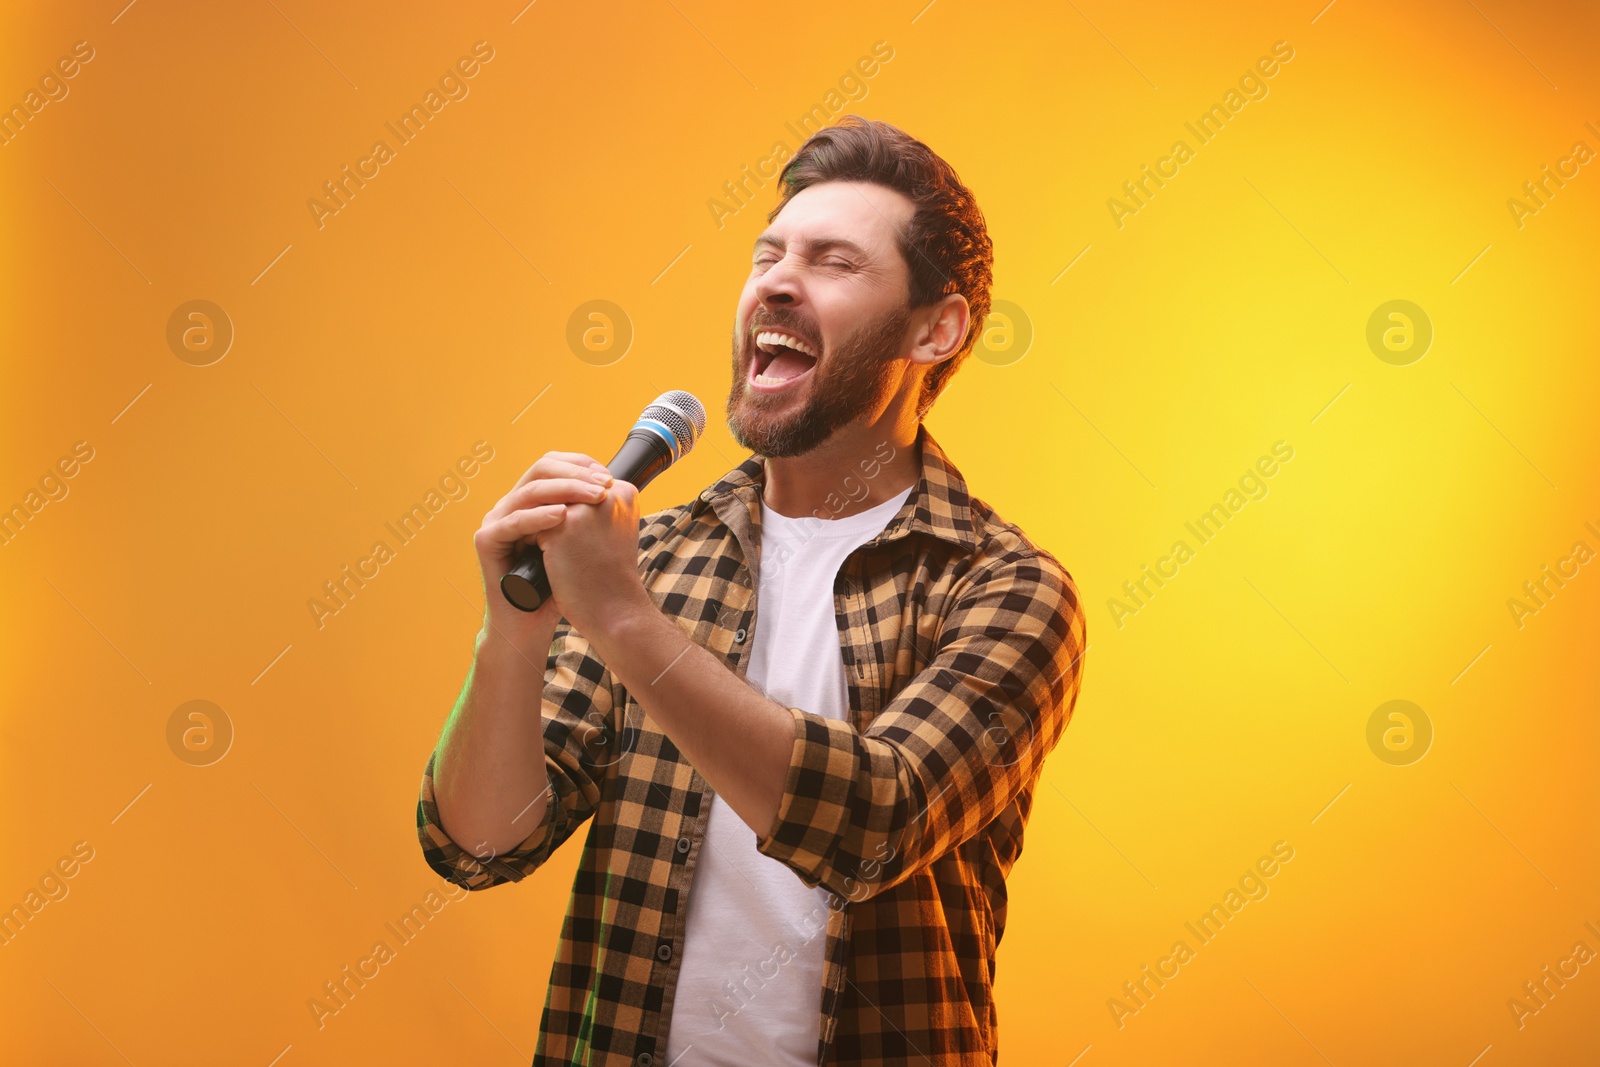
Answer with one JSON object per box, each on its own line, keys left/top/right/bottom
{"left": 432, "top": 626, "right": 554, "bottom": 858}
{"left": 590, "top": 598, "right": 793, "bottom": 839}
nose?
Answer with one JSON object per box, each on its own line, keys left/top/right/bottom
{"left": 754, "top": 252, "right": 802, "bottom": 307}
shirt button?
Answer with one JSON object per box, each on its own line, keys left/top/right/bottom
{"left": 734, "top": 627, "right": 747, "bottom": 643}
{"left": 636, "top": 1056, "right": 654, "bottom": 1067}
{"left": 676, "top": 836, "right": 691, "bottom": 855}
{"left": 656, "top": 942, "right": 673, "bottom": 961}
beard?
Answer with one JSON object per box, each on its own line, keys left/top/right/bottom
{"left": 725, "top": 301, "right": 911, "bottom": 459}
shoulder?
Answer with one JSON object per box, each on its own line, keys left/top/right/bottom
{"left": 963, "top": 491, "right": 1074, "bottom": 585}
{"left": 959, "top": 492, "right": 1085, "bottom": 635}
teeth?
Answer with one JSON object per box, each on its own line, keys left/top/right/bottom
{"left": 755, "top": 330, "right": 818, "bottom": 359}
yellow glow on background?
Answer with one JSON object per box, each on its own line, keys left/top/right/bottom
{"left": 2, "top": 1, "right": 1597, "bottom": 1063}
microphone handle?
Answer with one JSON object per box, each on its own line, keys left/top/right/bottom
{"left": 500, "top": 429, "right": 676, "bottom": 613}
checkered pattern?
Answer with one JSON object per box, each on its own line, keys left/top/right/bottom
{"left": 417, "top": 423, "right": 1087, "bottom": 1066}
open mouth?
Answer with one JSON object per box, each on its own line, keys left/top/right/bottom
{"left": 749, "top": 329, "right": 819, "bottom": 391}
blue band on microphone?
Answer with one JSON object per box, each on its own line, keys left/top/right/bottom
{"left": 634, "top": 417, "right": 680, "bottom": 462}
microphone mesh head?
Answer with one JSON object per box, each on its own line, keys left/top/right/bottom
{"left": 643, "top": 391, "right": 707, "bottom": 452}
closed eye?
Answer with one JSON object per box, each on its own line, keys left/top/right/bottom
{"left": 752, "top": 255, "right": 852, "bottom": 269}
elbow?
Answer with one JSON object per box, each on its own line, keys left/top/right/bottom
{"left": 417, "top": 787, "right": 552, "bottom": 893}
{"left": 851, "top": 825, "right": 919, "bottom": 901}
{"left": 759, "top": 721, "right": 929, "bottom": 901}
{"left": 424, "top": 851, "right": 493, "bottom": 892}
{"left": 760, "top": 824, "right": 912, "bottom": 904}
{"left": 810, "top": 824, "right": 917, "bottom": 904}
{"left": 432, "top": 764, "right": 551, "bottom": 861}
{"left": 444, "top": 800, "right": 548, "bottom": 863}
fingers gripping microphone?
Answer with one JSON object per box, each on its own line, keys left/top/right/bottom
{"left": 500, "top": 390, "right": 707, "bottom": 613}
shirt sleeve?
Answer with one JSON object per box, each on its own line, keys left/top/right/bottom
{"left": 417, "top": 615, "right": 622, "bottom": 890}
{"left": 753, "top": 543, "right": 1087, "bottom": 901}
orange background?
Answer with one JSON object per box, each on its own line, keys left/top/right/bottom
{"left": 3, "top": 1, "right": 1598, "bottom": 1063}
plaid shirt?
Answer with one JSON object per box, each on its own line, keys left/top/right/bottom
{"left": 417, "top": 423, "right": 1087, "bottom": 1066}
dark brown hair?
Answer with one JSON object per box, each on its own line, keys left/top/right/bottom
{"left": 769, "top": 116, "right": 993, "bottom": 416}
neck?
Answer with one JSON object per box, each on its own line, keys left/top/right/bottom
{"left": 760, "top": 415, "right": 921, "bottom": 521}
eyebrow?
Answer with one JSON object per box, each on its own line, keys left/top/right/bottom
{"left": 752, "top": 233, "right": 873, "bottom": 259}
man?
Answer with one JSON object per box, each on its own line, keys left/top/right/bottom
{"left": 417, "top": 115, "right": 1087, "bottom": 1066}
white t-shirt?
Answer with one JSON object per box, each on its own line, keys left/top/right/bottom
{"left": 664, "top": 483, "right": 915, "bottom": 1066}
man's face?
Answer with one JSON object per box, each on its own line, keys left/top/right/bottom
{"left": 726, "top": 181, "right": 916, "bottom": 458}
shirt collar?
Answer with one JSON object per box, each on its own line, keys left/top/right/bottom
{"left": 695, "top": 423, "right": 980, "bottom": 555}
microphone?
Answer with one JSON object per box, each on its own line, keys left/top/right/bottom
{"left": 501, "top": 390, "right": 707, "bottom": 613}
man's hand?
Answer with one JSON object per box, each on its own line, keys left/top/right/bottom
{"left": 535, "top": 453, "right": 656, "bottom": 641}
{"left": 473, "top": 450, "right": 616, "bottom": 656}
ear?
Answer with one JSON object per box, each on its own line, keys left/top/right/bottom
{"left": 906, "top": 293, "right": 970, "bottom": 371}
